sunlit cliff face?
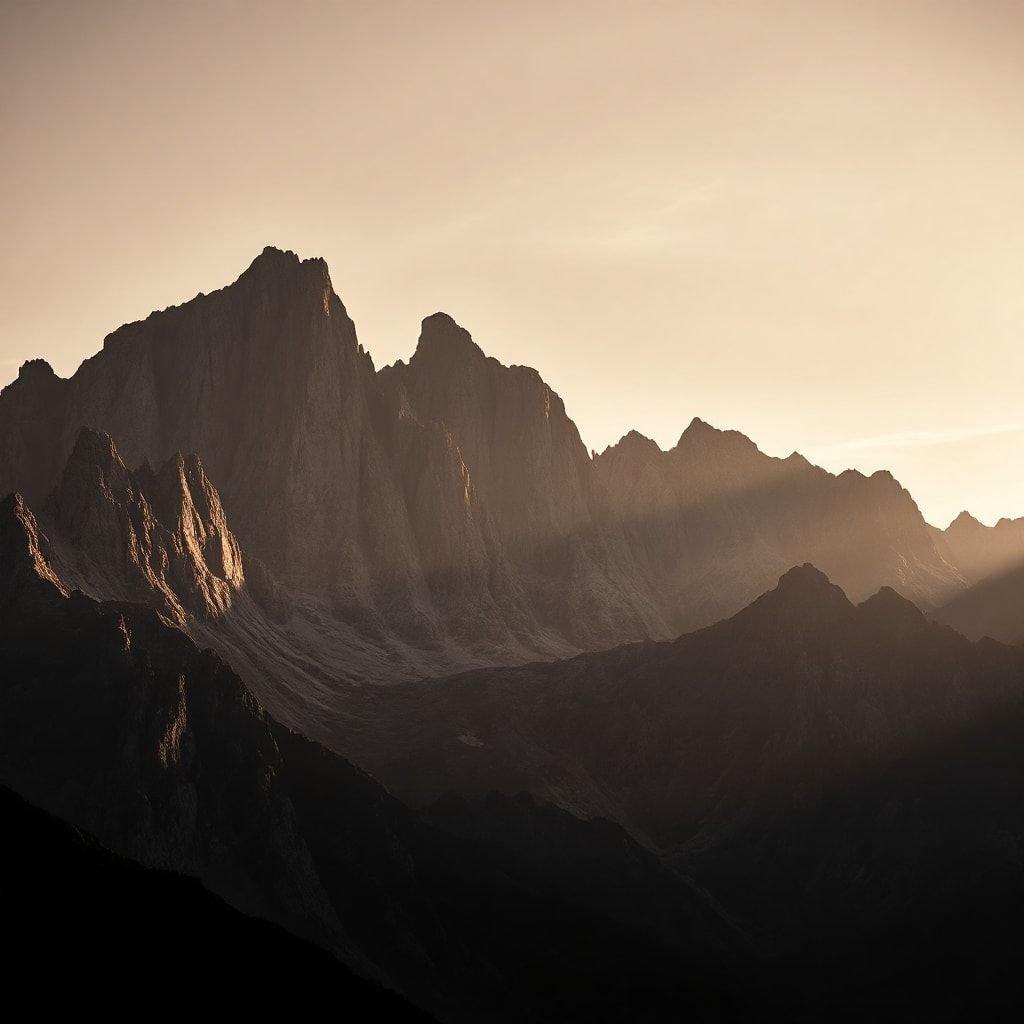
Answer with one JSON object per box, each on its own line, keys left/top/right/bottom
{"left": 3, "top": 1, "right": 1024, "bottom": 526}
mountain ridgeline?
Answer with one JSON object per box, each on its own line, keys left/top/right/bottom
{"left": 5, "top": 241, "right": 1024, "bottom": 1022}
{"left": 4, "top": 246, "right": 1012, "bottom": 688}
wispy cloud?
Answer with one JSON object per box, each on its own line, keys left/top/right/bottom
{"left": 807, "top": 423, "right": 1024, "bottom": 457}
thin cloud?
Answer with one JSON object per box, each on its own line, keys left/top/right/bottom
{"left": 807, "top": 423, "right": 1024, "bottom": 457}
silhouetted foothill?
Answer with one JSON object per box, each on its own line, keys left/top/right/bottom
{"left": 0, "top": 787, "right": 434, "bottom": 1020}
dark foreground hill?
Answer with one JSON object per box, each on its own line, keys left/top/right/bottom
{"left": 341, "top": 566, "right": 1024, "bottom": 1020}
{"left": 0, "top": 785, "right": 433, "bottom": 1020}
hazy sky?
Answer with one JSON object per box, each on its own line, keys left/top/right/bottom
{"left": 3, "top": 0, "right": 1023, "bottom": 526}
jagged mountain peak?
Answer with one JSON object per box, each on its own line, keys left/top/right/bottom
{"left": 16, "top": 358, "right": 59, "bottom": 384}
{"left": 65, "top": 424, "right": 124, "bottom": 470}
{"left": 410, "top": 311, "right": 489, "bottom": 370}
{"left": 674, "top": 416, "right": 758, "bottom": 455}
{"left": 241, "top": 244, "right": 332, "bottom": 286}
{"left": 857, "top": 584, "right": 928, "bottom": 626}
{"left": 54, "top": 427, "right": 135, "bottom": 519}
{"left": 600, "top": 430, "right": 663, "bottom": 459}
{"left": 775, "top": 562, "right": 844, "bottom": 595}
{"left": 994, "top": 516, "right": 1024, "bottom": 529}
{"left": 98, "top": 243, "right": 346, "bottom": 363}
{"left": 44, "top": 430, "right": 244, "bottom": 621}
{"left": 947, "top": 509, "right": 983, "bottom": 532}
{"left": 746, "top": 563, "right": 853, "bottom": 621}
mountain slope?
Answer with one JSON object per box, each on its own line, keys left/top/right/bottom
{"left": 932, "top": 562, "right": 1024, "bottom": 643}
{"left": 338, "top": 565, "right": 1024, "bottom": 1018}
{"left": 0, "top": 785, "right": 434, "bottom": 1020}
{"left": 0, "top": 490, "right": 745, "bottom": 1023}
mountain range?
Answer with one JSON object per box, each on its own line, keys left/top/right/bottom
{"left": 4, "top": 245, "right": 1024, "bottom": 1019}
{"left": 3, "top": 247, "right": 1022, "bottom": 699}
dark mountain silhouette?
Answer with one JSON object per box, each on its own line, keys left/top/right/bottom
{"left": 691, "top": 701, "right": 1024, "bottom": 1022}
{"left": 0, "top": 490, "right": 746, "bottom": 1023}
{"left": 340, "top": 566, "right": 1024, "bottom": 1019}
{"left": 0, "top": 246, "right": 990, "bottom": 689}
{"left": 932, "top": 562, "right": 1024, "bottom": 643}
{"left": 345, "top": 565, "right": 1024, "bottom": 847}
{"left": 0, "top": 784, "right": 434, "bottom": 1020}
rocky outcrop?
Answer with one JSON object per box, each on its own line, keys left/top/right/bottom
{"left": 41, "top": 427, "right": 244, "bottom": 622}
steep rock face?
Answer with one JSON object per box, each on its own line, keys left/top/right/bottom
{"left": 380, "top": 314, "right": 666, "bottom": 650}
{"left": 42, "top": 427, "right": 244, "bottom": 622}
{"left": 0, "top": 359, "right": 69, "bottom": 505}
{"left": 7, "top": 249, "right": 435, "bottom": 643}
{"left": 0, "top": 492, "right": 68, "bottom": 609}
{"left": 384, "top": 313, "right": 596, "bottom": 549}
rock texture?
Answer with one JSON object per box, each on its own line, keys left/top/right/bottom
{"left": 0, "top": 245, "right": 991, "bottom": 688}
{"left": 42, "top": 427, "right": 244, "bottom": 622}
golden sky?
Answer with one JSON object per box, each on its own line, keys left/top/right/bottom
{"left": 3, "top": 0, "right": 1023, "bottom": 526}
